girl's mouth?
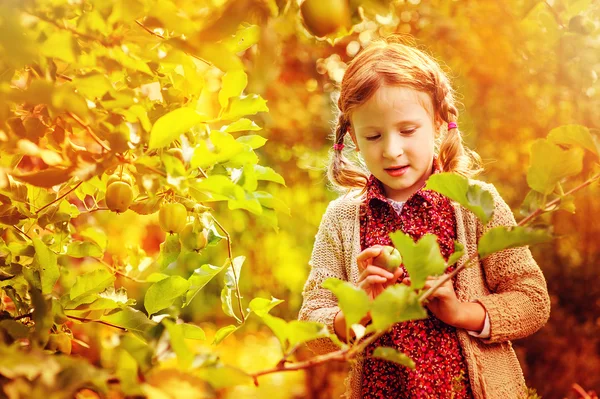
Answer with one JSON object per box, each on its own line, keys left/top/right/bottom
{"left": 385, "top": 165, "right": 409, "bottom": 176}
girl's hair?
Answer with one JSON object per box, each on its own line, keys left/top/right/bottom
{"left": 327, "top": 36, "right": 482, "bottom": 197}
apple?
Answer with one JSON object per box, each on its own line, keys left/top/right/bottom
{"left": 300, "top": 0, "right": 351, "bottom": 38}
{"left": 372, "top": 245, "right": 402, "bottom": 272}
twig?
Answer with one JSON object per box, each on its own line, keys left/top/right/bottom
{"left": 99, "top": 259, "right": 148, "bottom": 284}
{"left": 67, "top": 112, "right": 111, "bottom": 152}
{"left": 134, "top": 20, "right": 212, "bottom": 67}
{"left": 36, "top": 181, "right": 83, "bottom": 215}
{"left": 519, "top": 174, "right": 600, "bottom": 227}
{"left": 66, "top": 315, "right": 127, "bottom": 331}
{"left": 26, "top": 11, "right": 119, "bottom": 47}
{"left": 196, "top": 167, "right": 245, "bottom": 322}
{"left": 543, "top": 0, "right": 566, "bottom": 28}
{"left": 12, "top": 225, "right": 32, "bottom": 241}
{"left": 250, "top": 348, "right": 349, "bottom": 385}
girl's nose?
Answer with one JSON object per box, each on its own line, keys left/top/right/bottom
{"left": 382, "top": 135, "right": 405, "bottom": 158}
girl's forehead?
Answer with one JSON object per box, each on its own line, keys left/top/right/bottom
{"left": 351, "top": 86, "right": 434, "bottom": 127}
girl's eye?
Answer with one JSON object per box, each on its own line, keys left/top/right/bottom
{"left": 402, "top": 129, "right": 416, "bottom": 135}
{"left": 366, "top": 135, "right": 380, "bottom": 141}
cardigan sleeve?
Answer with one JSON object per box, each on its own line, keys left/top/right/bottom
{"left": 298, "top": 200, "right": 346, "bottom": 355}
{"left": 474, "top": 184, "right": 551, "bottom": 344}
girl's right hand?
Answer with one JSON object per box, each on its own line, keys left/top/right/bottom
{"left": 357, "top": 245, "right": 405, "bottom": 300}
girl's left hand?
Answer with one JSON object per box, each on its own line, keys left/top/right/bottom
{"left": 401, "top": 275, "right": 462, "bottom": 327}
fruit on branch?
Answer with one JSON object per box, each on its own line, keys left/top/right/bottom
{"left": 179, "top": 222, "right": 208, "bottom": 251}
{"left": 158, "top": 202, "right": 187, "bottom": 234}
{"left": 105, "top": 181, "right": 134, "bottom": 213}
{"left": 372, "top": 245, "right": 402, "bottom": 272}
{"left": 300, "top": 0, "right": 352, "bottom": 38}
{"left": 107, "top": 172, "right": 134, "bottom": 187}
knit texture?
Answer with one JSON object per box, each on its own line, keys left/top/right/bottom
{"left": 298, "top": 180, "right": 551, "bottom": 399}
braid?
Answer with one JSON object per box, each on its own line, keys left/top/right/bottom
{"left": 327, "top": 112, "right": 369, "bottom": 195}
{"left": 434, "top": 75, "right": 482, "bottom": 177}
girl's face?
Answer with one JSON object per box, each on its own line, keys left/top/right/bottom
{"left": 349, "top": 85, "right": 440, "bottom": 202}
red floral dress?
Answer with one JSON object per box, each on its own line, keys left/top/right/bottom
{"left": 359, "top": 160, "right": 474, "bottom": 399}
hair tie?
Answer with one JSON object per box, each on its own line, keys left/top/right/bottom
{"left": 448, "top": 122, "right": 458, "bottom": 130}
{"left": 333, "top": 143, "right": 345, "bottom": 151}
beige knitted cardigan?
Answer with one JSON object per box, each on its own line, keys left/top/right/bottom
{"left": 298, "top": 180, "right": 551, "bottom": 399}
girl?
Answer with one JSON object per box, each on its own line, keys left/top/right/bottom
{"left": 298, "top": 37, "right": 550, "bottom": 399}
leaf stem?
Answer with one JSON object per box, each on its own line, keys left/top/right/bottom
{"left": 520, "top": 174, "right": 600, "bottom": 227}
{"left": 67, "top": 112, "right": 111, "bottom": 152}
{"left": 197, "top": 167, "right": 246, "bottom": 323}
{"left": 134, "top": 20, "right": 212, "bottom": 67}
{"left": 66, "top": 315, "right": 127, "bottom": 331}
{"left": 36, "top": 181, "right": 83, "bottom": 215}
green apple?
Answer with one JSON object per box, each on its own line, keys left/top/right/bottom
{"left": 372, "top": 246, "right": 402, "bottom": 272}
{"left": 300, "top": 0, "right": 351, "bottom": 38}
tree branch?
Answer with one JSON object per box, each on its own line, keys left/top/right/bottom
{"left": 36, "top": 181, "right": 82, "bottom": 215}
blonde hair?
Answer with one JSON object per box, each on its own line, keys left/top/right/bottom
{"left": 327, "top": 36, "right": 482, "bottom": 196}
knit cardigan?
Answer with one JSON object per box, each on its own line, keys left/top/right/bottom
{"left": 298, "top": 180, "right": 551, "bottom": 399}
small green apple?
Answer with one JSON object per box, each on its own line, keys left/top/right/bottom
{"left": 372, "top": 246, "right": 402, "bottom": 272}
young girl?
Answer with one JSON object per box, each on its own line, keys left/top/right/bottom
{"left": 298, "top": 37, "right": 550, "bottom": 399}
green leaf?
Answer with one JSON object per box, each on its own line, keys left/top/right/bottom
{"left": 261, "top": 314, "right": 288, "bottom": 349}
{"left": 253, "top": 191, "right": 290, "bottom": 215}
{"left": 223, "top": 25, "right": 260, "bottom": 53}
{"left": 100, "top": 307, "right": 157, "bottom": 337}
{"left": 372, "top": 347, "right": 416, "bottom": 369}
{"left": 212, "top": 324, "right": 238, "bottom": 345}
{"left": 527, "top": 139, "right": 584, "bottom": 194}
{"left": 70, "top": 268, "right": 116, "bottom": 300}
{"left": 286, "top": 320, "right": 329, "bottom": 347}
{"left": 157, "top": 234, "right": 181, "bottom": 269}
{"left": 185, "top": 261, "right": 228, "bottom": 306}
{"left": 220, "top": 287, "right": 237, "bottom": 320}
{"left": 219, "top": 70, "right": 248, "bottom": 109}
{"left": 224, "top": 256, "right": 244, "bottom": 290}
{"left": 237, "top": 135, "right": 266, "bottom": 149}
{"left": 181, "top": 323, "right": 206, "bottom": 340}
{"left": 221, "top": 94, "right": 269, "bottom": 121}
{"left": 163, "top": 319, "right": 193, "bottom": 368}
{"left": 196, "top": 364, "right": 252, "bottom": 389}
{"left": 0, "top": 320, "right": 30, "bottom": 340}
{"left": 189, "top": 175, "right": 244, "bottom": 202}
{"left": 130, "top": 196, "right": 164, "bottom": 215}
{"left": 447, "top": 241, "right": 465, "bottom": 267}
{"left": 12, "top": 167, "right": 74, "bottom": 188}
{"left": 221, "top": 118, "right": 262, "bottom": 133}
{"left": 144, "top": 276, "right": 190, "bottom": 315}
{"left": 425, "top": 173, "right": 494, "bottom": 224}
{"left": 66, "top": 241, "right": 104, "bottom": 258}
{"left": 78, "top": 227, "right": 108, "bottom": 251}
{"left": 149, "top": 108, "right": 208, "bottom": 149}
{"left": 42, "top": 31, "right": 76, "bottom": 63}
{"left": 72, "top": 73, "right": 112, "bottom": 99}
{"left": 32, "top": 238, "right": 59, "bottom": 295}
{"left": 254, "top": 165, "right": 286, "bottom": 185}
{"left": 370, "top": 284, "right": 427, "bottom": 331}
{"left": 321, "top": 278, "right": 370, "bottom": 330}
{"left": 248, "top": 296, "right": 284, "bottom": 317}
{"left": 478, "top": 226, "right": 553, "bottom": 259}
{"left": 389, "top": 232, "right": 446, "bottom": 290}
{"left": 547, "top": 124, "right": 599, "bottom": 157}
